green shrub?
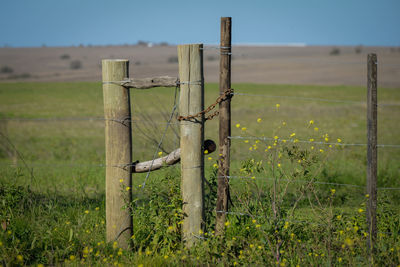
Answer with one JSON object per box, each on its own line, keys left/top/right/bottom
{"left": 0, "top": 66, "right": 13, "bottom": 74}
{"left": 60, "top": 54, "right": 70, "bottom": 60}
{"left": 330, "top": 47, "right": 341, "bottom": 56}
{"left": 70, "top": 60, "right": 82, "bottom": 70}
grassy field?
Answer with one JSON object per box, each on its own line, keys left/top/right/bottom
{"left": 0, "top": 82, "right": 399, "bottom": 266}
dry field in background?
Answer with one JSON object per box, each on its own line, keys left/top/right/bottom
{"left": 1, "top": 45, "right": 399, "bottom": 87}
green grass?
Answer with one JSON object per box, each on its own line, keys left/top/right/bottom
{"left": 0, "top": 82, "right": 399, "bottom": 266}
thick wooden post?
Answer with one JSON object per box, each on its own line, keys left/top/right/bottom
{"left": 367, "top": 53, "right": 378, "bottom": 252}
{"left": 102, "top": 59, "right": 133, "bottom": 249}
{"left": 178, "top": 44, "right": 205, "bottom": 247}
{"left": 216, "top": 17, "right": 232, "bottom": 235}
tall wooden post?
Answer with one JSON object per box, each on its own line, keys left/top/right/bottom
{"left": 178, "top": 44, "right": 205, "bottom": 247}
{"left": 367, "top": 53, "right": 378, "bottom": 253}
{"left": 216, "top": 17, "right": 232, "bottom": 235}
{"left": 102, "top": 59, "right": 133, "bottom": 249}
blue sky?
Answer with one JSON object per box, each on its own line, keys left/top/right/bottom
{"left": 1, "top": 0, "right": 399, "bottom": 47}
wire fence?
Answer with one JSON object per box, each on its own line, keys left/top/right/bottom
{"left": 228, "top": 135, "right": 400, "bottom": 148}
{"left": 1, "top": 59, "right": 400, "bottom": 236}
{"left": 0, "top": 117, "right": 180, "bottom": 125}
{"left": 232, "top": 92, "right": 400, "bottom": 107}
{"left": 217, "top": 175, "right": 400, "bottom": 191}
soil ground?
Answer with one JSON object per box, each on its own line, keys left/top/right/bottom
{"left": 0, "top": 45, "right": 399, "bottom": 88}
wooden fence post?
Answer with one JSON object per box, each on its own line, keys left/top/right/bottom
{"left": 367, "top": 53, "right": 378, "bottom": 253}
{"left": 177, "top": 44, "right": 205, "bottom": 247}
{"left": 216, "top": 17, "right": 232, "bottom": 235}
{"left": 102, "top": 59, "right": 133, "bottom": 249}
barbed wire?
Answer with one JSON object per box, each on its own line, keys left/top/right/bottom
{"left": 214, "top": 210, "right": 326, "bottom": 226}
{"left": 213, "top": 210, "right": 399, "bottom": 236}
{"left": 0, "top": 117, "right": 179, "bottom": 125}
{"left": 228, "top": 136, "right": 400, "bottom": 148}
{"left": 232, "top": 92, "right": 400, "bottom": 107}
{"left": 221, "top": 175, "right": 365, "bottom": 188}
{"left": 219, "top": 175, "right": 400, "bottom": 191}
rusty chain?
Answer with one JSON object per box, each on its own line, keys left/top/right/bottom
{"left": 177, "top": 88, "right": 234, "bottom": 121}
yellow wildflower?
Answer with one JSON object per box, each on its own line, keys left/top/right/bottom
{"left": 284, "top": 221, "right": 289, "bottom": 229}
{"left": 17, "top": 255, "right": 23, "bottom": 261}
{"left": 290, "top": 133, "right": 296, "bottom": 137}
{"left": 119, "top": 179, "right": 124, "bottom": 183}
{"left": 314, "top": 127, "right": 319, "bottom": 131}
{"left": 225, "top": 221, "right": 230, "bottom": 227}
{"left": 158, "top": 151, "right": 163, "bottom": 156}
{"left": 244, "top": 140, "right": 249, "bottom": 143}
{"left": 276, "top": 103, "right": 280, "bottom": 108}
{"left": 358, "top": 208, "right": 364, "bottom": 213}
{"left": 236, "top": 123, "right": 240, "bottom": 128}
{"left": 125, "top": 186, "right": 131, "bottom": 191}
{"left": 207, "top": 157, "right": 212, "bottom": 160}
{"left": 257, "top": 118, "right": 262, "bottom": 123}
{"left": 241, "top": 127, "right": 247, "bottom": 131}
{"left": 345, "top": 238, "right": 354, "bottom": 246}
{"left": 84, "top": 210, "right": 89, "bottom": 214}
{"left": 204, "top": 150, "right": 208, "bottom": 154}
{"left": 309, "top": 120, "right": 314, "bottom": 125}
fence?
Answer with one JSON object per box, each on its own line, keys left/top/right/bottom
{"left": 1, "top": 17, "right": 400, "bottom": 259}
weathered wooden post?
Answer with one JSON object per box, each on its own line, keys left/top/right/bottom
{"left": 177, "top": 44, "right": 205, "bottom": 247}
{"left": 367, "top": 53, "right": 378, "bottom": 253}
{"left": 216, "top": 17, "right": 232, "bottom": 235}
{"left": 102, "top": 59, "right": 133, "bottom": 249}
